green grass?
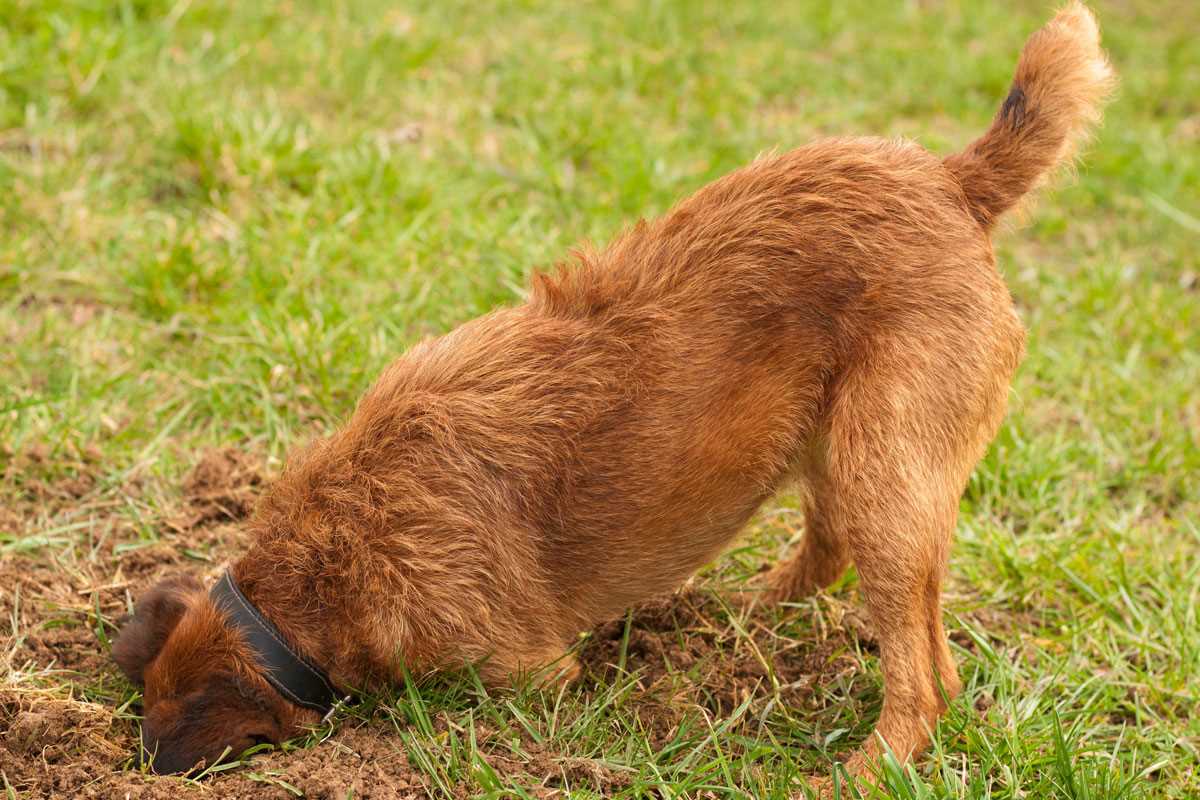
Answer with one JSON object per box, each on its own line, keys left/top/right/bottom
{"left": 2, "top": 0, "right": 1199, "bottom": 797}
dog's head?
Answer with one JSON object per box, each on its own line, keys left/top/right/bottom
{"left": 112, "top": 574, "right": 314, "bottom": 773}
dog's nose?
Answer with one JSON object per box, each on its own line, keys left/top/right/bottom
{"left": 141, "top": 729, "right": 200, "bottom": 775}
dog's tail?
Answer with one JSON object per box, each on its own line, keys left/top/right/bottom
{"left": 944, "top": 1, "right": 1115, "bottom": 228}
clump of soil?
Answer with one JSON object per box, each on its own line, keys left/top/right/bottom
{"left": 18, "top": 624, "right": 113, "bottom": 677}
{"left": 177, "top": 447, "right": 265, "bottom": 528}
{"left": 151, "top": 446, "right": 268, "bottom": 554}
{"left": 241, "top": 726, "right": 428, "bottom": 799}
{"left": 0, "top": 696, "right": 120, "bottom": 762}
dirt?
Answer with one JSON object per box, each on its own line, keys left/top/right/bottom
{"left": 2, "top": 448, "right": 873, "bottom": 798}
{"left": 1, "top": 448, "right": 272, "bottom": 798}
{"left": 0, "top": 723, "right": 430, "bottom": 799}
{"left": 578, "top": 590, "right": 862, "bottom": 745}
{"left": 176, "top": 448, "right": 264, "bottom": 529}
{"left": 468, "top": 728, "right": 638, "bottom": 799}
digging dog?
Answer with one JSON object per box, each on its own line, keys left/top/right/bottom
{"left": 113, "top": 3, "right": 1113, "bottom": 782}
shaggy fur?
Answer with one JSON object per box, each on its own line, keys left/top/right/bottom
{"left": 113, "top": 2, "right": 1114, "bottom": 784}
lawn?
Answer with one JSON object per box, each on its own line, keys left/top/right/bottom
{"left": 1, "top": 0, "right": 1198, "bottom": 797}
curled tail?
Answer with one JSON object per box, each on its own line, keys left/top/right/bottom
{"left": 945, "top": 1, "right": 1115, "bottom": 228}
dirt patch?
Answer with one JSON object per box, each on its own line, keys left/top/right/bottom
{"left": 240, "top": 727, "right": 427, "bottom": 800}
{"left": 0, "top": 722, "right": 430, "bottom": 800}
{"left": 1, "top": 440, "right": 109, "bottom": 535}
{"left": 578, "top": 589, "right": 864, "bottom": 748}
{"left": 176, "top": 448, "right": 264, "bottom": 529}
{"left": 5, "top": 447, "right": 265, "bottom": 665}
{"left": 18, "top": 623, "right": 113, "bottom": 677}
{"left": 2, "top": 557, "right": 119, "bottom": 683}
{"left": 3, "top": 581, "right": 869, "bottom": 798}
{"left": 0, "top": 695, "right": 121, "bottom": 763}
{"left": 1, "top": 448, "right": 275, "bottom": 796}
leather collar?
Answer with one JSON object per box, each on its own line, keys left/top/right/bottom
{"left": 210, "top": 572, "right": 341, "bottom": 715}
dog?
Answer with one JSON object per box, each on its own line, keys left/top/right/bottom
{"left": 112, "top": 2, "right": 1113, "bottom": 784}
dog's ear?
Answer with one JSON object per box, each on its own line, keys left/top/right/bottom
{"left": 112, "top": 574, "right": 204, "bottom": 685}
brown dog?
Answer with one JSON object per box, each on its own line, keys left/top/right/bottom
{"left": 113, "top": 2, "right": 1113, "bottom": 783}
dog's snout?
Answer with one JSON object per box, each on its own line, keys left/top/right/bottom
{"left": 141, "top": 728, "right": 201, "bottom": 775}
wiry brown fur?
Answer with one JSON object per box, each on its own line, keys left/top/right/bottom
{"left": 113, "top": 3, "right": 1113, "bottom": 784}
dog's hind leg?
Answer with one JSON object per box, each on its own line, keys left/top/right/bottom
{"left": 828, "top": 468, "right": 963, "bottom": 775}
{"left": 807, "top": 337, "right": 1013, "bottom": 784}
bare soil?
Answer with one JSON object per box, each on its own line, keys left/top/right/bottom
{"left": 2, "top": 449, "right": 872, "bottom": 798}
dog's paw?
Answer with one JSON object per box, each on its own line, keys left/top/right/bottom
{"left": 801, "top": 761, "right": 873, "bottom": 800}
{"left": 803, "top": 750, "right": 890, "bottom": 799}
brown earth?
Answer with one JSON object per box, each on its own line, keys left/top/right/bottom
{"left": 2, "top": 448, "right": 879, "bottom": 798}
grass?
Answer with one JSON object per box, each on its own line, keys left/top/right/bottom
{"left": 2, "top": 0, "right": 1198, "bottom": 797}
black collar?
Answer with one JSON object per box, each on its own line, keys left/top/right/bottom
{"left": 210, "top": 572, "right": 342, "bottom": 716}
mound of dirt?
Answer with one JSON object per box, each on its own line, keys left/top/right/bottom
{"left": 0, "top": 698, "right": 120, "bottom": 762}
{"left": 177, "top": 447, "right": 265, "bottom": 528}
